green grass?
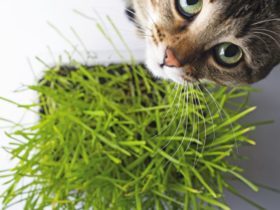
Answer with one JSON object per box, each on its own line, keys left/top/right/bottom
{"left": 0, "top": 63, "right": 261, "bottom": 210}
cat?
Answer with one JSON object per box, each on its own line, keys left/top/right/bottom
{"left": 124, "top": 0, "right": 280, "bottom": 85}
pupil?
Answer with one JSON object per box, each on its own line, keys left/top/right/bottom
{"left": 186, "top": 0, "right": 199, "bottom": 5}
{"left": 225, "top": 45, "right": 239, "bottom": 57}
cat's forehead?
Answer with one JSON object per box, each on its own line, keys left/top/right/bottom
{"left": 149, "top": 0, "right": 266, "bottom": 27}
{"left": 148, "top": 0, "right": 268, "bottom": 43}
{"left": 148, "top": 1, "right": 235, "bottom": 43}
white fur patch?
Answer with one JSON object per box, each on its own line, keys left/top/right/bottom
{"left": 145, "top": 40, "right": 185, "bottom": 84}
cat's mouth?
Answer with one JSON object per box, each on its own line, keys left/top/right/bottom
{"left": 158, "top": 64, "right": 197, "bottom": 83}
{"left": 182, "top": 74, "right": 196, "bottom": 83}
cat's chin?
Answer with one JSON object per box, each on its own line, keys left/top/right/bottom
{"left": 146, "top": 59, "right": 186, "bottom": 84}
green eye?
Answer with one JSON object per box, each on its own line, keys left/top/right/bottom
{"left": 214, "top": 43, "right": 243, "bottom": 66}
{"left": 177, "top": 0, "right": 203, "bottom": 17}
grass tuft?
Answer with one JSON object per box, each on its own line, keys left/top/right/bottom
{"left": 1, "top": 63, "right": 260, "bottom": 209}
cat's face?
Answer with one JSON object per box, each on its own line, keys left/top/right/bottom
{"left": 129, "top": 0, "right": 280, "bottom": 85}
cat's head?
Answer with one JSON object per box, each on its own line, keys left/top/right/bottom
{"left": 129, "top": 0, "right": 280, "bottom": 85}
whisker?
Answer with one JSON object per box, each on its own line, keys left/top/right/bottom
{"left": 160, "top": 84, "right": 180, "bottom": 121}
{"left": 181, "top": 83, "right": 190, "bottom": 153}
{"left": 163, "top": 82, "right": 189, "bottom": 168}
{"left": 131, "top": 22, "right": 153, "bottom": 33}
{"left": 202, "top": 85, "right": 239, "bottom": 152}
{"left": 252, "top": 28, "right": 280, "bottom": 39}
{"left": 162, "top": 83, "right": 187, "bottom": 156}
{"left": 195, "top": 84, "right": 208, "bottom": 153}
{"left": 137, "top": 34, "right": 153, "bottom": 38}
{"left": 117, "top": 27, "right": 152, "bottom": 37}
{"left": 193, "top": 85, "right": 206, "bottom": 167}
{"left": 196, "top": 83, "right": 216, "bottom": 146}
{"left": 182, "top": 83, "right": 200, "bottom": 167}
{"left": 151, "top": 84, "right": 181, "bottom": 139}
{"left": 183, "top": 83, "right": 196, "bottom": 157}
{"left": 139, "top": 5, "right": 157, "bottom": 27}
{"left": 125, "top": 8, "right": 153, "bottom": 32}
{"left": 252, "top": 18, "right": 280, "bottom": 26}
{"left": 252, "top": 31, "right": 280, "bottom": 48}
{"left": 249, "top": 34, "right": 271, "bottom": 51}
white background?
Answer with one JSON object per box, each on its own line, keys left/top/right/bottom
{"left": 0, "top": 0, "right": 279, "bottom": 209}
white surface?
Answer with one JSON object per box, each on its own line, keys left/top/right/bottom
{"left": 0, "top": 1, "right": 279, "bottom": 209}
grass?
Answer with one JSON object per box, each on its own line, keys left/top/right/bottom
{"left": 0, "top": 62, "right": 262, "bottom": 210}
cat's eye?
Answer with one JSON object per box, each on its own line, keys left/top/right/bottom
{"left": 214, "top": 43, "right": 243, "bottom": 67}
{"left": 176, "top": 0, "right": 203, "bottom": 18}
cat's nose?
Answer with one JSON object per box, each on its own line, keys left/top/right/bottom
{"left": 163, "top": 48, "right": 182, "bottom": 68}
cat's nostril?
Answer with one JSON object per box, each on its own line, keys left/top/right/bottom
{"left": 163, "top": 48, "right": 182, "bottom": 68}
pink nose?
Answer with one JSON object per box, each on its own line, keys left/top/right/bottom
{"left": 164, "top": 48, "right": 182, "bottom": 68}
